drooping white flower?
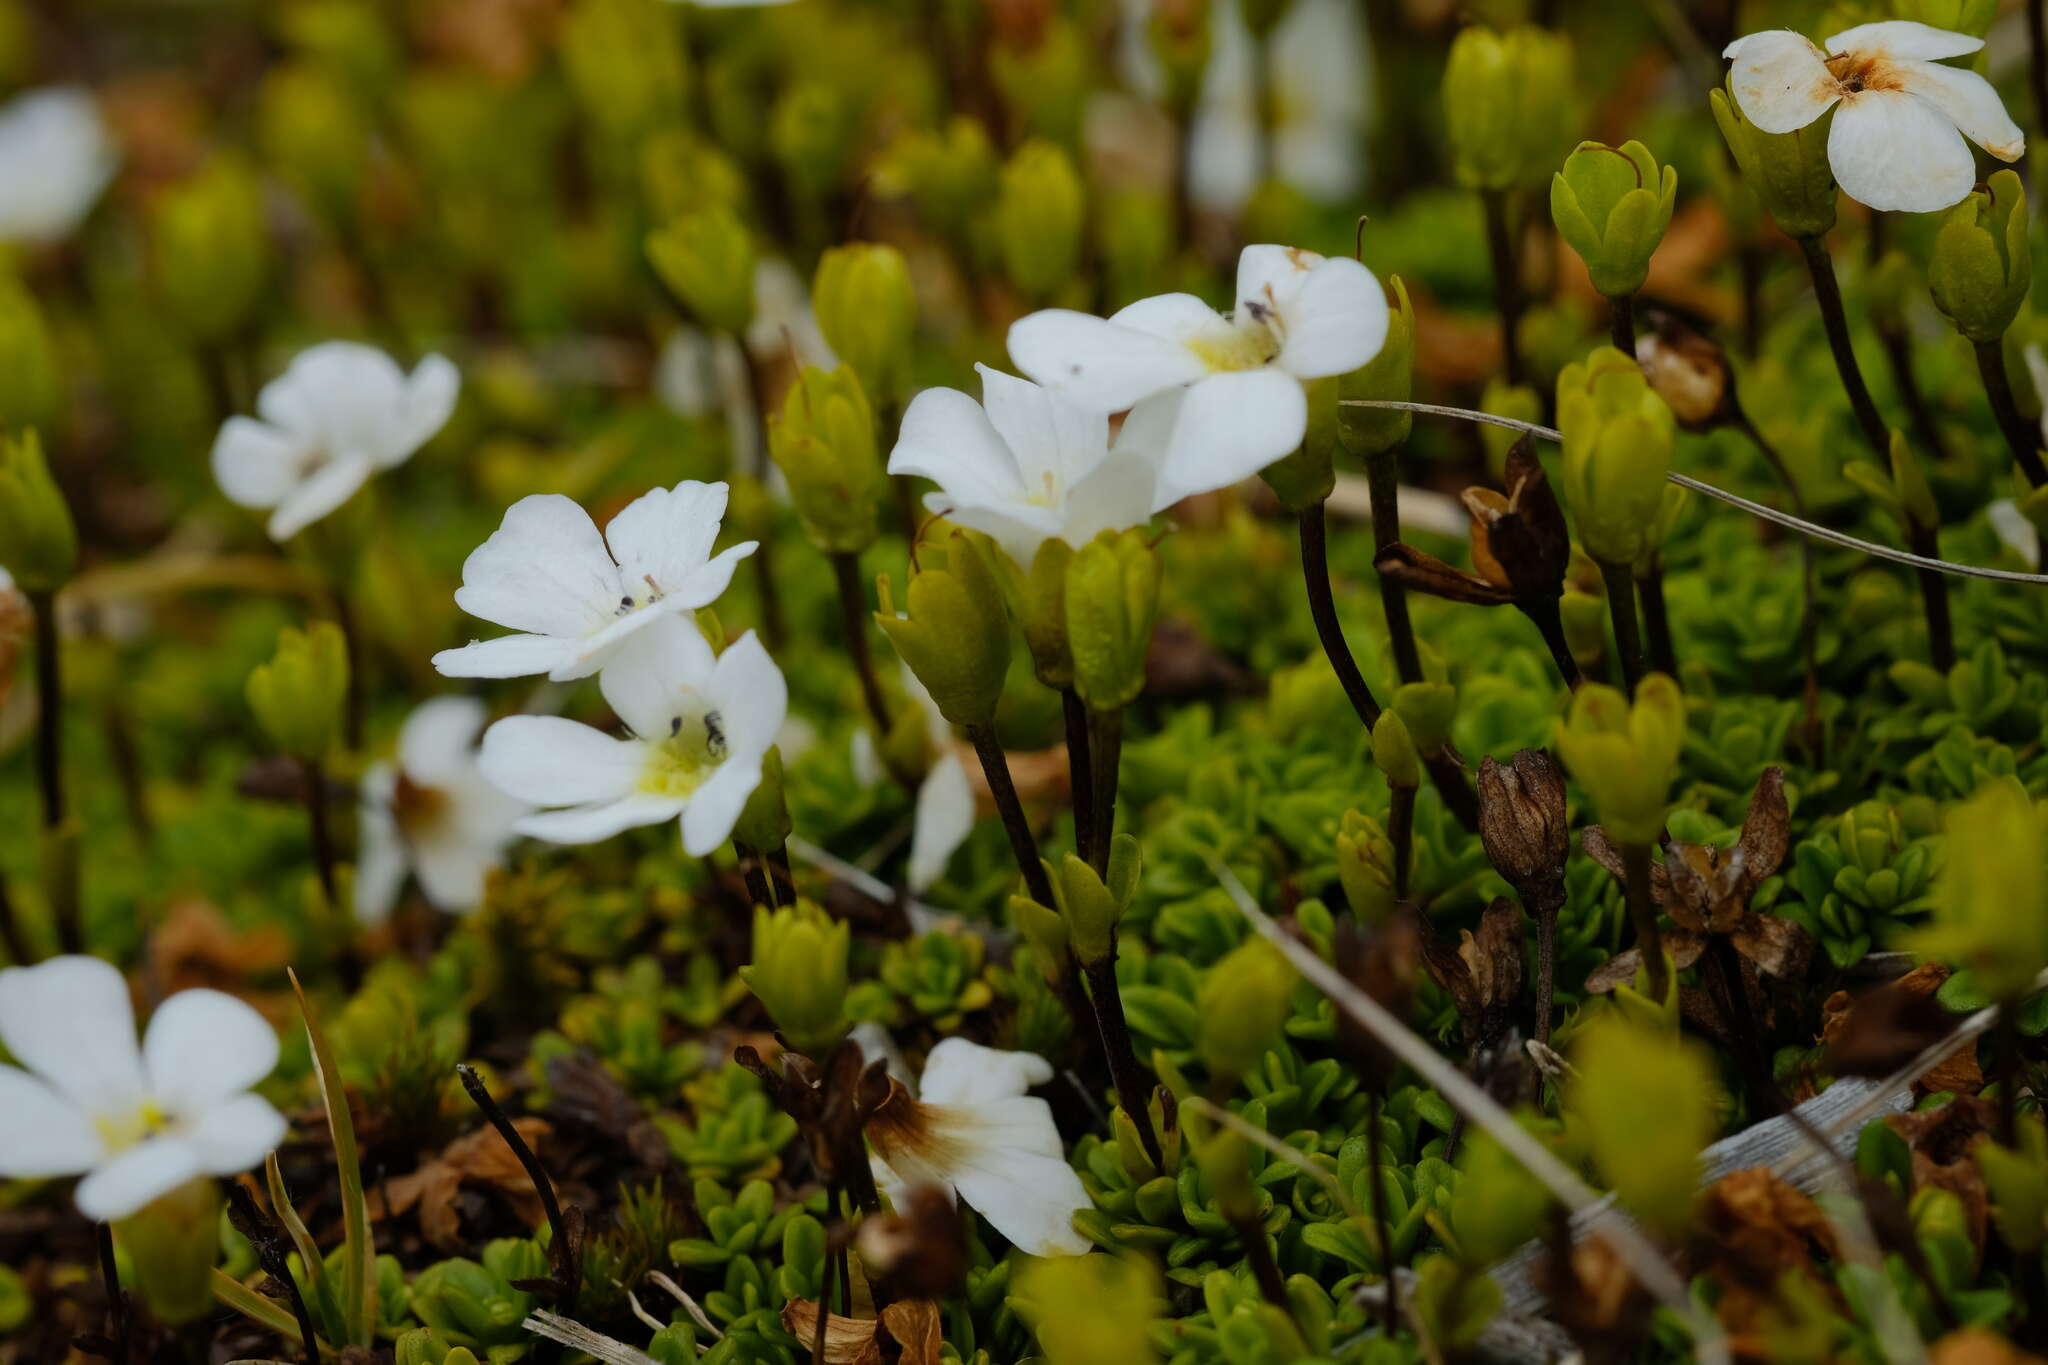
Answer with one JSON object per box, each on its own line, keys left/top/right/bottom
{"left": 889, "top": 365, "right": 1167, "bottom": 563}
{"left": 1266, "top": 0, "right": 1371, "bottom": 202}
{"left": 0, "top": 86, "right": 118, "bottom": 244}
{"left": 866, "top": 1037, "right": 1092, "bottom": 1256}
{"left": 0, "top": 956, "right": 286, "bottom": 1221}
{"left": 848, "top": 664, "right": 977, "bottom": 895}
{"left": 432, "top": 482, "right": 757, "bottom": 683}
{"left": 1007, "top": 244, "right": 1388, "bottom": 505}
{"left": 1723, "top": 20, "right": 2023, "bottom": 214}
{"left": 476, "top": 614, "right": 786, "bottom": 855}
{"left": 355, "top": 696, "right": 532, "bottom": 924}
{"left": 212, "top": 342, "right": 460, "bottom": 542}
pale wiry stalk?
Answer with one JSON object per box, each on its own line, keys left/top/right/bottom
{"left": 1206, "top": 856, "right": 1733, "bottom": 1365}
{"left": 523, "top": 1310, "right": 662, "bottom": 1365}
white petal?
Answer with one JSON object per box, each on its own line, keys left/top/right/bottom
{"left": 907, "top": 753, "right": 975, "bottom": 894}
{"left": 0, "top": 1065, "right": 102, "bottom": 1176}
{"left": 1155, "top": 369, "right": 1308, "bottom": 505}
{"left": 705, "top": 630, "right": 788, "bottom": 760}
{"left": 0, "top": 87, "right": 117, "bottom": 244}
{"left": 0, "top": 956, "right": 145, "bottom": 1119}
{"left": 1110, "top": 292, "right": 1243, "bottom": 349}
{"left": 1236, "top": 244, "right": 1323, "bottom": 318}
{"left": 397, "top": 696, "right": 488, "bottom": 786}
{"left": 1053, "top": 453, "right": 1158, "bottom": 546}
{"left": 889, "top": 387, "right": 1028, "bottom": 505}
{"left": 604, "top": 481, "right": 729, "bottom": 601}
{"left": 266, "top": 456, "right": 373, "bottom": 541}
{"left": 680, "top": 761, "right": 761, "bottom": 856}
{"left": 950, "top": 1141, "right": 1093, "bottom": 1256}
{"left": 260, "top": 342, "right": 412, "bottom": 462}
{"left": 453, "top": 494, "right": 620, "bottom": 640}
{"left": 185, "top": 1093, "right": 289, "bottom": 1175}
{"left": 381, "top": 353, "right": 460, "bottom": 466}
{"left": 478, "top": 716, "right": 645, "bottom": 806}
{"left": 656, "top": 538, "right": 757, "bottom": 613}
{"left": 929, "top": 494, "right": 1066, "bottom": 565}
{"left": 919, "top": 1037, "right": 1054, "bottom": 1105}
{"left": 1895, "top": 60, "right": 2025, "bottom": 161}
{"left": 977, "top": 364, "right": 1111, "bottom": 494}
{"left": 1723, "top": 30, "right": 1839, "bottom": 134}
{"left": 74, "top": 1138, "right": 204, "bottom": 1222}
{"left": 1187, "top": 0, "right": 1260, "bottom": 215}
{"left": 515, "top": 795, "right": 688, "bottom": 844}
{"left": 410, "top": 832, "right": 497, "bottom": 913}
{"left": 142, "top": 989, "right": 279, "bottom": 1117}
{"left": 210, "top": 419, "right": 308, "bottom": 510}
{"left": 432, "top": 633, "right": 581, "bottom": 680}
{"left": 352, "top": 779, "right": 408, "bottom": 926}
{"left": 1824, "top": 19, "right": 1981, "bottom": 61}
{"left": 556, "top": 596, "right": 701, "bottom": 682}
{"left": 598, "top": 613, "right": 720, "bottom": 739}
{"left": 1007, "top": 307, "right": 1211, "bottom": 413}
{"left": 1828, "top": 91, "right": 1975, "bottom": 213}
{"left": 1271, "top": 255, "right": 1389, "bottom": 378}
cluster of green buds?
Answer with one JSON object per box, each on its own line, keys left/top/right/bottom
{"left": 1909, "top": 779, "right": 2048, "bottom": 1002}
{"left": 1552, "top": 675, "right": 1684, "bottom": 846}
{"left": 1566, "top": 1018, "right": 1716, "bottom": 1239}
{"left": 247, "top": 621, "right": 350, "bottom": 763}
{"left": 997, "top": 140, "right": 1086, "bottom": 304}
{"left": 1335, "top": 809, "right": 1398, "bottom": 924}
{"left": 813, "top": 242, "right": 916, "bottom": 407}
{"left": 1550, "top": 140, "right": 1677, "bottom": 300}
{"left": 0, "top": 430, "right": 77, "bottom": 594}
{"left": 1555, "top": 346, "right": 1679, "bottom": 570}
{"left": 1710, "top": 79, "right": 1835, "bottom": 241}
{"left": 1928, "top": 169, "right": 2030, "bottom": 345}
{"left": 875, "top": 523, "right": 1011, "bottom": 729}
{"left": 1194, "top": 937, "right": 1297, "bottom": 1083}
{"left": 1442, "top": 25, "right": 1576, "bottom": 191}
{"left": 886, "top": 116, "right": 997, "bottom": 249}
{"left": 768, "top": 365, "right": 885, "bottom": 555}
{"left": 647, "top": 204, "right": 756, "bottom": 335}
{"left": 740, "top": 900, "right": 850, "bottom": 1054}
{"left": 1067, "top": 527, "right": 1161, "bottom": 715}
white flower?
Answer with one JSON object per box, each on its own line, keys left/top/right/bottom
{"left": 1007, "top": 244, "right": 1388, "bottom": 505}
{"left": 477, "top": 614, "right": 786, "bottom": 855}
{"left": 0, "top": 86, "right": 118, "bottom": 244}
{"left": 432, "top": 482, "right": 757, "bottom": 683}
{"left": 1265, "top": 0, "right": 1370, "bottom": 203}
{"left": 850, "top": 664, "right": 977, "bottom": 896}
{"left": 355, "top": 696, "right": 532, "bottom": 924}
{"left": 889, "top": 365, "right": 1166, "bottom": 563}
{"left": 0, "top": 956, "right": 286, "bottom": 1221}
{"left": 1723, "top": 20, "right": 2023, "bottom": 214}
{"left": 866, "top": 1037, "right": 1091, "bottom": 1257}
{"left": 212, "top": 342, "right": 460, "bottom": 542}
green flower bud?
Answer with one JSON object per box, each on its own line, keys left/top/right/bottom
{"left": 1450, "top": 1131, "right": 1553, "bottom": 1267}
{"left": 149, "top": 154, "right": 270, "bottom": 346}
{"left": 875, "top": 524, "right": 1011, "bottom": 728}
{"left": 0, "top": 429, "right": 77, "bottom": 593}
{"left": 1550, "top": 140, "right": 1677, "bottom": 299}
{"left": 1478, "top": 377, "right": 1540, "bottom": 478}
{"left": 1193, "top": 1129, "right": 1258, "bottom": 1225}
{"left": 647, "top": 205, "right": 756, "bottom": 336}
{"left": 1443, "top": 25, "right": 1575, "bottom": 191}
{"left": 813, "top": 243, "right": 915, "bottom": 405}
{"left": 1337, "top": 275, "right": 1414, "bottom": 460}
{"left": 771, "top": 82, "right": 856, "bottom": 206}
{"left": 1195, "top": 938, "right": 1296, "bottom": 1083}
{"left": 0, "top": 1263, "right": 27, "bottom": 1334}
{"left": 1098, "top": 187, "right": 1173, "bottom": 306}
{"left": 1560, "top": 587, "right": 1606, "bottom": 671}
{"left": 1555, "top": 345, "right": 1677, "bottom": 567}
{"left": 1013, "top": 1250, "right": 1161, "bottom": 1365}
{"left": 114, "top": 1178, "right": 221, "bottom": 1325}
{"left": 990, "top": 18, "right": 1091, "bottom": 148}
{"left": 1055, "top": 833, "right": 1140, "bottom": 966}
{"left": 768, "top": 365, "right": 884, "bottom": 555}
{"left": 1410, "top": 1255, "right": 1502, "bottom": 1354}
{"left": 1909, "top": 779, "right": 2048, "bottom": 1002}
{"left": 1261, "top": 376, "right": 1338, "bottom": 512}
{"left": 996, "top": 139, "right": 1085, "bottom": 304}
{"left": 1369, "top": 709, "right": 1420, "bottom": 790}
{"left": 247, "top": 621, "right": 350, "bottom": 763}
{"left": 1891, "top": 0, "right": 1995, "bottom": 36}
{"left": 739, "top": 900, "right": 850, "bottom": 1054}
{"left": 1709, "top": 83, "right": 1836, "bottom": 242}
{"left": 259, "top": 64, "right": 368, "bottom": 223}
{"left": 1010, "top": 892, "right": 1072, "bottom": 984}
{"left": 1929, "top": 168, "right": 2030, "bottom": 344}
{"left": 640, "top": 128, "right": 749, "bottom": 223}
{"left": 1146, "top": 0, "right": 1211, "bottom": 115}
{"left": 1336, "top": 809, "right": 1397, "bottom": 924}
{"left": 733, "top": 745, "right": 792, "bottom": 853}
{"left": 1843, "top": 429, "right": 1938, "bottom": 537}
{"left": 1567, "top": 1018, "right": 1715, "bottom": 1240}
{"left": 560, "top": 0, "right": 686, "bottom": 144}
{"left": 1389, "top": 680, "right": 1456, "bottom": 756}
{"left": 1552, "top": 674, "right": 1684, "bottom": 846}
{"left": 0, "top": 271, "right": 55, "bottom": 433}
{"left": 1977, "top": 1118, "right": 2048, "bottom": 1254}
{"left": 1066, "top": 528, "right": 1160, "bottom": 713}
{"left": 982, "top": 536, "right": 1075, "bottom": 689}
{"left": 890, "top": 116, "right": 998, "bottom": 246}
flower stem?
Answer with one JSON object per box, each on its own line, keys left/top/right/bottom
{"left": 1362, "top": 452, "right": 1423, "bottom": 686}
{"left": 305, "top": 760, "right": 339, "bottom": 909}
{"left": 1388, "top": 784, "right": 1415, "bottom": 902}
{"left": 96, "top": 1222, "right": 130, "bottom": 1364}
{"left": 1479, "top": 189, "right": 1526, "bottom": 386}
{"left": 1876, "top": 323, "right": 1949, "bottom": 464}
{"left": 0, "top": 868, "right": 32, "bottom": 965}
{"left": 734, "top": 343, "right": 789, "bottom": 650}
{"left": 1086, "top": 705, "right": 1122, "bottom": 876}
{"left": 1593, "top": 557, "right": 1646, "bottom": 694}
{"left": 1081, "top": 953, "right": 1163, "bottom": 1168}
{"left": 225, "top": 1183, "right": 322, "bottom": 1365}
{"left": 965, "top": 723, "right": 1057, "bottom": 909}
{"left": 28, "top": 588, "right": 62, "bottom": 830}
{"left": 1906, "top": 521, "right": 1957, "bottom": 672}
{"left": 1608, "top": 292, "right": 1636, "bottom": 358}
{"left": 1704, "top": 934, "right": 1778, "bottom": 1120}
{"left": 1637, "top": 560, "right": 1678, "bottom": 679}
{"left": 456, "top": 1063, "right": 580, "bottom": 1328}
{"left": 1063, "top": 688, "right": 1095, "bottom": 869}
{"left": 1531, "top": 903, "right": 1558, "bottom": 1047}
{"left": 1298, "top": 503, "right": 1381, "bottom": 727}
{"left": 2031, "top": 0, "right": 2048, "bottom": 172}
{"left": 1520, "top": 596, "right": 1582, "bottom": 691}
{"left": 330, "top": 586, "right": 365, "bottom": 752}
{"left": 1796, "top": 234, "right": 1889, "bottom": 455}
{"left": 1232, "top": 1209, "right": 1294, "bottom": 1322}
{"left": 1619, "top": 840, "right": 1668, "bottom": 1005}
{"left": 1974, "top": 338, "right": 2048, "bottom": 487}
{"left": 831, "top": 552, "right": 896, "bottom": 747}
{"left": 1733, "top": 412, "right": 1823, "bottom": 758}
{"left": 1364, "top": 1088, "right": 1399, "bottom": 1332}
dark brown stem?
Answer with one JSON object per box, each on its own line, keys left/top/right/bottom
{"left": 330, "top": 587, "right": 365, "bottom": 752}
{"left": 1594, "top": 558, "right": 1646, "bottom": 694}
{"left": 1637, "top": 561, "right": 1678, "bottom": 679}
{"left": 1797, "top": 234, "right": 1889, "bottom": 455}
{"left": 733, "top": 840, "right": 778, "bottom": 909}
{"left": 1905, "top": 522, "right": 1957, "bottom": 672}
{"left": 1995, "top": 1011, "right": 2023, "bottom": 1150}
{"left": 1519, "top": 597, "right": 1582, "bottom": 691}
{"left": 966, "top": 724, "right": 1057, "bottom": 909}
{"left": 1480, "top": 188, "right": 1526, "bottom": 386}
{"left": 1365, "top": 1088, "right": 1398, "bottom": 1332}
{"left": 96, "top": 1222, "right": 129, "bottom": 1364}
{"left": 1531, "top": 902, "right": 1558, "bottom": 1047}
{"left": 1388, "top": 784, "right": 1416, "bottom": 901}
{"left": 1081, "top": 954, "right": 1163, "bottom": 1168}
{"left": 28, "top": 588, "right": 61, "bottom": 830}
{"left": 1620, "top": 841, "right": 1669, "bottom": 1004}
{"left": 1876, "top": 325, "right": 1949, "bottom": 464}
{"left": 1975, "top": 338, "right": 2048, "bottom": 487}
{"left": 1063, "top": 688, "right": 1095, "bottom": 869}
{"left": 0, "top": 868, "right": 32, "bottom": 965}
{"left": 1705, "top": 934, "right": 1779, "bottom": 1119}
{"left": 832, "top": 553, "right": 895, "bottom": 745}
{"left": 752, "top": 548, "right": 787, "bottom": 653}
{"left": 1608, "top": 292, "right": 1636, "bottom": 358}
{"left": 1422, "top": 750, "right": 1480, "bottom": 834}
{"left": 305, "top": 760, "right": 338, "bottom": 909}
{"left": 1362, "top": 451, "right": 1422, "bottom": 685}
{"left": 456, "top": 1063, "right": 579, "bottom": 1327}
{"left": 1736, "top": 243, "right": 1764, "bottom": 359}
{"left": 105, "top": 697, "right": 154, "bottom": 849}
{"left": 225, "top": 1184, "right": 321, "bottom": 1365}
{"left": 1233, "top": 1211, "right": 1294, "bottom": 1321}
{"left": 1086, "top": 705, "right": 1122, "bottom": 876}
{"left": 1299, "top": 503, "right": 1381, "bottom": 727}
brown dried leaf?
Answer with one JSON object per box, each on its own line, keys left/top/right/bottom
{"left": 1372, "top": 542, "right": 1514, "bottom": 606}
{"left": 779, "top": 1301, "right": 883, "bottom": 1365}
{"left": 1579, "top": 827, "right": 1673, "bottom": 905}
{"left": 1730, "top": 915, "right": 1812, "bottom": 982}
{"left": 1583, "top": 931, "right": 1707, "bottom": 995}
{"left": 1821, "top": 963, "right": 1963, "bottom": 1084}
{"left": 878, "top": 1301, "right": 944, "bottom": 1365}
{"left": 1929, "top": 1327, "right": 2048, "bottom": 1365}
{"left": 381, "top": 1117, "right": 552, "bottom": 1251}
{"left": 147, "top": 900, "right": 292, "bottom": 1015}
{"left": 1697, "top": 1168, "right": 1838, "bottom": 1290}
{"left": 1733, "top": 768, "right": 1791, "bottom": 896}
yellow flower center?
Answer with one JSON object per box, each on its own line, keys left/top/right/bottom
{"left": 96, "top": 1098, "right": 170, "bottom": 1152}
{"left": 1189, "top": 321, "right": 1281, "bottom": 373}
{"left": 637, "top": 711, "right": 726, "bottom": 798}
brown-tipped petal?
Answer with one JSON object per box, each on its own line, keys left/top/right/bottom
{"left": 1374, "top": 542, "right": 1516, "bottom": 606}
{"left": 1733, "top": 766, "right": 1792, "bottom": 896}
{"left": 1580, "top": 826, "right": 1674, "bottom": 905}
{"left": 1583, "top": 931, "right": 1707, "bottom": 995}
{"left": 1635, "top": 306, "right": 1735, "bottom": 432}
{"left": 1731, "top": 913, "right": 1813, "bottom": 981}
